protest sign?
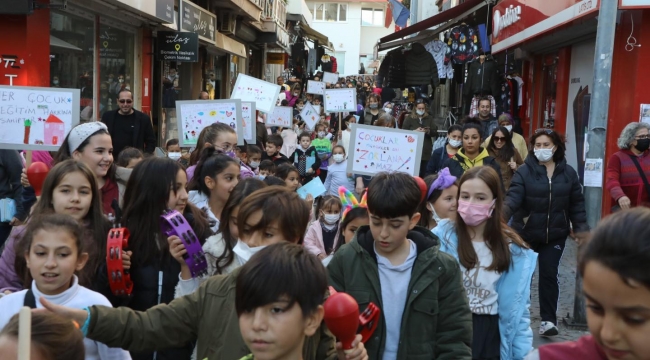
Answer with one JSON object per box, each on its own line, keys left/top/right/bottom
{"left": 241, "top": 102, "right": 256, "bottom": 143}
{"left": 306, "top": 80, "right": 325, "bottom": 95}
{"left": 297, "top": 177, "right": 327, "bottom": 199}
{"left": 347, "top": 124, "right": 424, "bottom": 177}
{"left": 322, "top": 71, "right": 338, "bottom": 84}
{"left": 230, "top": 74, "right": 280, "bottom": 113}
{"left": 266, "top": 106, "right": 292, "bottom": 128}
{"left": 324, "top": 88, "right": 357, "bottom": 112}
{"left": 176, "top": 99, "right": 243, "bottom": 146}
{"left": 0, "top": 86, "right": 80, "bottom": 151}
{"left": 299, "top": 103, "right": 319, "bottom": 130}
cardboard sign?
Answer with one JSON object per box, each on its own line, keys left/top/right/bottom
{"left": 241, "top": 102, "right": 256, "bottom": 143}
{"left": 306, "top": 80, "right": 325, "bottom": 95}
{"left": 230, "top": 74, "right": 281, "bottom": 113}
{"left": 297, "top": 176, "right": 327, "bottom": 199}
{"left": 176, "top": 99, "right": 243, "bottom": 146}
{"left": 347, "top": 124, "right": 424, "bottom": 177}
{"left": 266, "top": 106, "right": 293, "bottom": 128}
{"left": 299, "top": 103, "right": 320, "bottom": 130}
{"left": 0, "top": 86, "right": 80, "bottom": 151}
{"left": 324, "top": 88, "right": 357, "bottom": 112}
{"left": 323, "top": 71, "right": 338, "bottom": 84}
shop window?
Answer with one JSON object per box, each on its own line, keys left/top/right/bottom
{"left": 98, "top": 23, "right": 135, "bottom": 118}
{"left": 312, "top": 3, "right": 347, "bottom": 22}
{"left": 361, "top": 8, "right": 383, "bottom": 26}
{"left": 50, "top": 11, "right": 94, "bottom": 121}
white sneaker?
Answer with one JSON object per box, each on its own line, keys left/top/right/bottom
{"left": 539, "top": 321, "right": 559, "bottom": 337}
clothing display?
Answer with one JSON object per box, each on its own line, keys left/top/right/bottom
{"left": 444, "top": 24, "right": 480, "bottom": 65}
{"left": 464, "top": 56, "right": 500, "bottom": 99}
{"left": 425, "top": 40, "right": 454, "bottom": 79}
{"left": 376, "top": 48, "right": 407, "bottom": 88}
{"left": 404, "top": 43, "right": 440, "bottom": 89}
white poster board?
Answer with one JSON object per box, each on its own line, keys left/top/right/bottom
{"left": 347, "top": 124, "right": 424, "bottom": 177}
{"left": 0, "top": 86, "right": 80, "bottom": 151}
{"left": 242, "top": 102, "right": 256, "bottom": 143}
{"left": 324, "top": 88, "right": 357, "bottom": 112}
{"left": 266, "top": 106, "right": 293, "bottom": 128}
{"left": 230, "top": 74, "right": 281, "bottom": 113}
{"left": 306, "top": 80, "right": 325, "bottom": 95}
{"left": 176, "top": 99, "right": 243, "bottom": 147}
{"left": 299, "top": 103, "right": 320, "bottom": 131}
{"left": 323, "top": 71, "right": 338, "bottom": 84}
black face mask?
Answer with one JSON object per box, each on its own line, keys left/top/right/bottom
{"left": 635, "top": 138, "right": 650, "bottom": 152}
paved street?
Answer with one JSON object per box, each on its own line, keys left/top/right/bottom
{"left": 530, "top": 238, "right": 590, "bottom": 349}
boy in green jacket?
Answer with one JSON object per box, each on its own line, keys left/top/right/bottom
{"left": 328, "top": 172, "right": 472, "bottom": 360}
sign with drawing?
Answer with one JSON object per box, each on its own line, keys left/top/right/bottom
{"left": 299, "top": 102, "right": 319, "bottom": 130}
{"left": 347, "top": 124, "right": 424, "bottom": 177}
{"left": 230, "top": 74, "right": 281, "bottom": 113}
{"left": 176, "top": 99, "right": 243, "bottom": 146}
{"left": 241, "top": 101, "right": 256, "bottom": 143}
{"left": 322, "top": 71, "right": 338, "bottom": 84}
{"left": 324, "top": 88, "right": 357, "bottom": 112}
{"left": 0, "top": 86, "right": 80, "bottom": 151}
{"left": 266, "top": 106, "right": 293, "bottom": 128}
{"left": 306, "top": 80, "right": 325, "bottom": 95}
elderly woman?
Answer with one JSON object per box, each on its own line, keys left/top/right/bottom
{"left": 605, "top": 122, "right": 650, "bottom": 210}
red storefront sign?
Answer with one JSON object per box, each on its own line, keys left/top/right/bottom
{"left": 492, "top": 0, "right": 600, "bottom": 53}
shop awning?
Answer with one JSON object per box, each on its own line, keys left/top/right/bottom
{"left": 50, "top": 35, "right": 82, "bottom": 52}
{"left": 379, "top": 0, "right": 486, "bottom": 44}
{"left": 215, "top": 32, "right": 248, "bottom": 58}
{"left": 299, "top": 22, "right": 334, "bottom": 50}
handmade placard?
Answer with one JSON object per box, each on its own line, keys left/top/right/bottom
{"left": 241, "top": 102, "right": 256, "bottom": 143}
{"left": 324, "top": 88, "right": 357, "bottom": 112}
{"left": 0, "top": 86, "right": 80, "bottom": 151}
{"left": 347, "top": 124, "right": 424, "bottom": 177}
{"left": 322, "top": 71, "right": 338, "bottom": 84}
{"left": 306, "top": 80, "right": 325, "bottom": 95}
{"left": 230, "top": 74, "right": 281, "bottom": 113}
{"left": 266, "top": 106, "right": 293, "bottom": 128}
{"left": 176, "top": 99, "right": 243, "bottom": 146}
{"left": 299, "top": 103, "right": 320, "bottom": 130}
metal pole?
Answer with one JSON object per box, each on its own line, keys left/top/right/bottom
{"left": 411, "top": 0, "right": 418, "bottom": 26}
{"left": 566, "top": 0, "right": 618, "bottom": 329}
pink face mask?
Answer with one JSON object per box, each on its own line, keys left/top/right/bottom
{"left": 457, "top": 199, "right": 495, "bottom": 226}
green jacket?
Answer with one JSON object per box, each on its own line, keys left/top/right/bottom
{"left": 328, "top": 225, "right": 472, "bottom": 360}
{"left": 86, "top": 268, "right": 337, "bottom": 360}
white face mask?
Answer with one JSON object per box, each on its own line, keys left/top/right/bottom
{"left": 504, "top": 125, "right": 513, "bottom": 133}
{"left": 416, "top": 109, "right": 425, "bottom": 116}
{"left": 448, "top": 139, "right": 462, "bottom": 148}
{"left": 429, "top": 202, "right": 443, "bottom": 223}
{"left": 249, "top": 161, "right": 260, "bottom": 169}
{"left": 534, "top": 146, "right": 555, "bottom": 162}
{"left": 332, "top": 154, "right": 345, "bottom": 163}
{"left": 233, "top": 240, "right": 267, "bottom": 264}
{"left": 318, "top": 131, "right": 326, "bottom": 138}
{"left": 323, "top": 213, "right": 341, "bottom": 224}
{"left": 384, "top": 107, "right": 392, "bottom": 114}
{"left": 168, "top": 152, "right": 181, "bottom": 160}
{"left": 257, "top": 174, "right": 266, "bottom": 180}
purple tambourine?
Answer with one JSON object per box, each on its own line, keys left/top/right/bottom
{"left": 160, "top": 210, "right": 207, "bottom": 278}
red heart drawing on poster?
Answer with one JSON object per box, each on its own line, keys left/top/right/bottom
{"left": 226, "top": 111, "right": 233, "bottom": 117}
{"left": 407, "top": 136, "right": 415, "bottom": 143}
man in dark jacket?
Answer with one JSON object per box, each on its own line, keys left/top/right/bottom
{"left": 477, "top": 97, "right": 498, "bottom": 139}
{"left": 101, "top": 89, "right": 156, "bottom": 157}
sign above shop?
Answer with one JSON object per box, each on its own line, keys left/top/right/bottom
{"left": 115, "top": 0, "right": 174, "bottom": 23}
{"left": 157, "top": 31, "right": 199, "bottom": 62}
{"left": 180, "top": 0, "right": 216, "bottom": 44}
{"left": 619, "top": 0, "right": 650, "bottom": 8}
{"left": 491, "top": 0, "right": 600, "bottom": 53}
{"left": 266, "top": 53, "right": 284, "bottom": 65}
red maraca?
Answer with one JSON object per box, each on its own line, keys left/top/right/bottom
{"left": 26, "top": 162, "right": 49, "bottom": 196}
{"left": 323, "top": 289, "right": 380, "bottom": 351}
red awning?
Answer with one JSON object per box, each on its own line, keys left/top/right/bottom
{"left": 379, "top": 0, "right": 485, "bottom": 44}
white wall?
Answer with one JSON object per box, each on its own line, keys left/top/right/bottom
{"left": 307, "top": 1, "right": 395, "bottom": 76}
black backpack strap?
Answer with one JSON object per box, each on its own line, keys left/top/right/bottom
{"left": 628, "top": 154, "right": 650, "bottom": 202}
{"left": 23, "top": 288, "right": 37, "bottom": 309}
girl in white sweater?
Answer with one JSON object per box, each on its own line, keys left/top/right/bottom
{"left": 324, "top": 145, "right": 355, "bottom": 196}
{"left": 0, "top": 214, "right": 130, "bottom": 360}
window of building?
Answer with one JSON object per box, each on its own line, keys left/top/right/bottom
{"left": 361, "top": 8, "right": 384, "bottom": 26}
{"left": 98, "top": 23, "right": 135, "bottom": 118}
{"left": 312, "top": 3, "right": 347, "bottom": 22}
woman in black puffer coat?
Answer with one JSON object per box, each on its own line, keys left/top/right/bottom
{"left": 503, "top": 129, "right": 589, "bottom": 338}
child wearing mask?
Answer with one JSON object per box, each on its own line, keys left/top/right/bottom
{"left": 257, "top": 160, "right": 275, "bottom": 179}
{"left": 166, "top": 139, "right": 189, "bottom": 167}
{"left": 246, "top": 145, "right": 262, "bottom": 174}
{"left": 312, "top": 123, "right": 332, "bottom": 183}
{"left": 304, "top": 195, "right": 342, "bottom": 260}
{"left": 324, "top": 145, "right": 354, "bottom": 196}
{"left": 417, "top": 168, "right": 458, "bottom": 230}
{"left": 291, "top": 132, "right": 321, "bottom": 185}
{"left": 362, "top": 93, "right": 384, "bottom": 125}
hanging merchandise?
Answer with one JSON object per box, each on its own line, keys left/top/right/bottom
{"left": 307, "top": 48, "right": 317, "bottom": 74}
{"left": 321, "top": 54, "right": 333, "bottom": 72}
{"left": 376, "top": 48, "right": 407, "bottom": 88}
{"left": 330, "top": 56, "right": 338, "bottom": 73}
{"left": 499, "top": 78, "right": 513, "bottom": 116}
{"left": 463, "top": 54, "right": 500, "bottom": 99}
{"left": 405, "top": 43, "right": 440, "bottom": 89}
{"left": 425, "top": 40, "right": 454, "bottom": 79}
{"left": 444, "top": 24, "right": 479, "bottom": 65}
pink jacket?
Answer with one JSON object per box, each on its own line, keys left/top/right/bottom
{"left": 303, "top": 220, "right": 340, "bottom": 256}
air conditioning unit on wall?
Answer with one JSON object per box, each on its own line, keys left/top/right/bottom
{"left": 219, "top": 12, "right": 237, "bottom": 35}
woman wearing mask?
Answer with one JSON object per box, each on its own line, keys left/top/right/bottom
{"left": 362, "top": 94, "right": 384, "bottom": 125}
{"left": 605, "top": 122, "right": 650, "bottom": 210}
{"left": 382, "top": 102, "right": 394, "bottom": 117}
{"left": 402, "top": 99, "right": 438, "bottom": 177}
{"left": 285, "top": 83, "right": 302, "bottom": 107}
{"left": 426, "top": 124, "right": 463, "bottom": 176}
{"left": 504, "top": 129, "right": 589, "bottom": 337}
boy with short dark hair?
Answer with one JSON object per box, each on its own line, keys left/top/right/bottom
{"left": 258, "top": 160, "right": 276, "bottom": 179}
{"left": 236, "top": 242, "right": 328, "bottom": 360}
{"left": 116, "top": 146, "right": 143, "bottom": 168}
{"left": 328, "top": 172, "right": 472, "bottom": 360}
{"left": 263, "top": 134, "right": 291, "bottom": 165}
{"left": 291, "top": 131, "right": 321, "bottom": 185}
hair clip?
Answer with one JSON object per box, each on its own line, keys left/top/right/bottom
{"left": 338, "top": 186, "right": 367, "bottom": 221}
{"left": 428, "top": 168, "right": 457, "bottom": 199}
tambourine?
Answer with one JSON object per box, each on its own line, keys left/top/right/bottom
{"left": 160, "top": 210, "right": 207, "bottom": 278}
{"left": 106, "top": 227, "right": 133, "bottom": 296}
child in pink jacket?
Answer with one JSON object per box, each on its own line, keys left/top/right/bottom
{"left": 303, "top": 195, "right": 342, "bottom": 259}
